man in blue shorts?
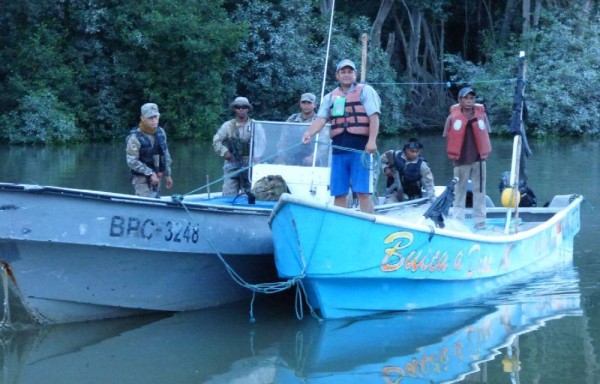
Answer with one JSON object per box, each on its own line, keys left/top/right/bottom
{"left": 302, "top": 59, "right": 381, "bottom": 213}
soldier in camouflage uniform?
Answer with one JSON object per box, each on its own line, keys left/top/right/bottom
{"left": 126, "top": 103, "right": 173, "bottom": 197}
{"left": 380, "top": 138, "right": 435, "bottom": 204}
{"left": 286, "top": 93, "right": 317, "bottom": 123}
{"left": 213, "top": 97, "right": 266, "bottom": 197}
{"left": 277, "top": 93, "right": 319, "bottom": 165}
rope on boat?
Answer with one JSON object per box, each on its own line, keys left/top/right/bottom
{"left": 168, "top": 136, "right": 384, "bottom": 322}
{"left": 170, "top": 141, "right": 401, "bottom": 323}
{"left": 293, "top": 279, "right": 321, "bottom": 321}
{"left": 175, "top": 197, "right": 324, "bottom": 322}
{"left": 369, "top": 77, "right": 517, "bottom": 86}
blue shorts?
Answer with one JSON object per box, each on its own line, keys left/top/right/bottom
{"left": 330, "top": 152, "right": 374, "bottom": 196}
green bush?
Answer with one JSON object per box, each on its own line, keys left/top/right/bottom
{"left": 444, "top": 10, "right": 600, "bottom": 137}
{"left": 229, "top": 0, "right": 407, "bottom": 132}
{"left": 3, "top": 91, "right": 81, "bottom": 144}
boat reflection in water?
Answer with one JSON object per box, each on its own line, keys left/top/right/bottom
{"left": 0, "top": 266, "right": 582, "bottom": 383}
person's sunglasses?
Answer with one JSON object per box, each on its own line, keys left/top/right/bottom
{"left": 234, "top": 106, "right": 249, "bottom": 110}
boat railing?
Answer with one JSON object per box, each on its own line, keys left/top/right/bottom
{"left": 250, "top": 120, "right": 333, "bottom": 203}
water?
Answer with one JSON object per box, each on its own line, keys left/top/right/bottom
{"left": 1, "top": 135, "right": 599, "bottom": 383}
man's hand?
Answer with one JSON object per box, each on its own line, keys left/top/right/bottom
{"left": 384, "top": 167, "right": 394, "bottom": 178}
{"left": 165, "top": 176, "right": 173, "bottom": 189}
{"left": 150, "top": 173, "right": 160, "bottom": 185}
{"left": 223, "top": 150, "right": 232, "bottom": 160}
{"left": 365, "top": 140, "right": 377, "bottom": 154}
{"left": 301, "top": 133, "right": 312, "bottom": 144}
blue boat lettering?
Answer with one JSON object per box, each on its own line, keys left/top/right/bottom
{"left": 499, "top": 243, "right": 514, "bottom": 271}
{"left": 381, "top": 231, "right": 449, "bottom": 273}
{"left": 463, "top": 244, "right": 495, "bottom": 277}
{"left": 453, "top": 250, "right": 464, "bottom": 270}
{"left": 109, "top": 215, "right": 199, "bottom": 243}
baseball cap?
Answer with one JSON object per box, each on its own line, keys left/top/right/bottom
{"left": 404, "top": 138, "right": 423, "bottom": 150}
{"left": 141, "top": 103, "right": 160, "bottom": 118}
{"left": 458, "top": 87, "right": 476, "bottom": 100}
{"left": 336, "top": 59, "right": 356, "bottom": 72}
{"left": 300, "top": 93, "right": 316, "bottom": 103}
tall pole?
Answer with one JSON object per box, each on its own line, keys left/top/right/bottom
{"left": 319, "top": 0, "right": 336, "bottom": 103}
{"left": 504, "top": 51, "right": 527, "bottom": 234}
{"left": 361, "top": 33, "right": 368, "bottom": 83}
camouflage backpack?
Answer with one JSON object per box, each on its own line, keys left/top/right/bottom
{"left": 251, "top": 175, "right": 290, "bottom": 201}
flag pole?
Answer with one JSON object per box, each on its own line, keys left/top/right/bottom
{"left": 504, "top": 51, "right": 527, "bottom": 234}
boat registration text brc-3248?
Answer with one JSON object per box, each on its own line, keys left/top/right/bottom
{"left": 109, "top": 215, "right": 200, "bottom": 243}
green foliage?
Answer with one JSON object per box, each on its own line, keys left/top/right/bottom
{"left": 1, "top": 90, "right": 81, "bottom": 144}
{"left": 129, "top": 0, "right": 246, "bottom": 139}
{"left": 523, "top": 12, "right": 600, "bottom": 136}
{"left": 0, "top": 0, "right": 243, "bottom": 142}
{"left": 229, "top": 0, "right": 407, "bottom": 131}
{"left": 1, "top": 0, "right": 598, "bottom": 144}
{"left": 444, "top": 9, "right": 600, "bottom": 137}
{"left": 229, "top": 0, "right": 330, "bottom": 118}
{"left": 443, "top": 52, "right": 516, "bottom": 132}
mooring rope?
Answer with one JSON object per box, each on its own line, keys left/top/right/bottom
{"left": 171, "top": 137, "right": 385, "bottom": 322}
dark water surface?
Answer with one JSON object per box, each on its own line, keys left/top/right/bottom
{"left": 1, "top": 135, "right": 599, "bottom": 383}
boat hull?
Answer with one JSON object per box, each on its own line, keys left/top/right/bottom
{"left": 1, "top": 240, "right": 275, "bottom": 324}
{"left": 270, "top": 194, "right": 583, "bottom": 318}
{"left": 0, "top": 183, "right": 276, "bottom": 324}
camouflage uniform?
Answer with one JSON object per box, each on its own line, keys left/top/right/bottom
{"left": 213, "top": 118, "right": 265, "bottom": 196}
{"left": 380, "top": 150, "right": 435, "bottom": 204}
{"left": 126, "top": 127, "right": 172, "bottom": 197}
{"left": 286, "top": 112, "right": 316, "bottom": 123}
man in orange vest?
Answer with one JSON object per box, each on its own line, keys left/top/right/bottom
{"left": 443, "top": 87, "right": 492, "bottom": 230}
{"left": 301, "top": 59, "right": 381, "bottom": 213}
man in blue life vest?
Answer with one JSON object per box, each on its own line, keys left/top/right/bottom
{"left": 443, "top": 87, "right": 492, "bottom": 229}
{"left": 126, "top": 103, "right": 173, "bottom": 198}
{"left": 301, "top": 59, "right": 381, "bottom": 213}
{"left": 380, "top": 138, "right": 436, "bottom": 204}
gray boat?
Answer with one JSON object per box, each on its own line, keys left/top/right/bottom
{"left": 0, "top": 121, "right": 332, "bottom": 324}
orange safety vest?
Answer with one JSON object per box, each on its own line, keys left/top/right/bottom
{"left": 329, "top": 84, "right": 370, "bottom": 138}
{"left": 446, "top": 103, "right": 491, "bottom": 160}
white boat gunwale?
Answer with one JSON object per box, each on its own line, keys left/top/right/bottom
{"left": 272, "top": 192, "right": 582, "bottom": 244}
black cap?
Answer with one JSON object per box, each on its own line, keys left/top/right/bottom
{"left": 404, "top": 138, "right": 423, "bottom": 150}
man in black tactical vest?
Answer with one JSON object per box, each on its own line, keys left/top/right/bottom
{"left": 126, "top": 103, "right": 173, "bottom": 198}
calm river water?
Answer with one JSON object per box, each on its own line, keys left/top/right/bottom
{"left": 0, "top": 134, "right": 599, "bottom": 383}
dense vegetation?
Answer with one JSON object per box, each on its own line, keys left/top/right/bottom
{"left": 0, "top": 0, "right": 598, "bottom": 143}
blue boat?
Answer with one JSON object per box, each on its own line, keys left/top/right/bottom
{"left": 269, "top": 192, "right": 583, "bottom": 319}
